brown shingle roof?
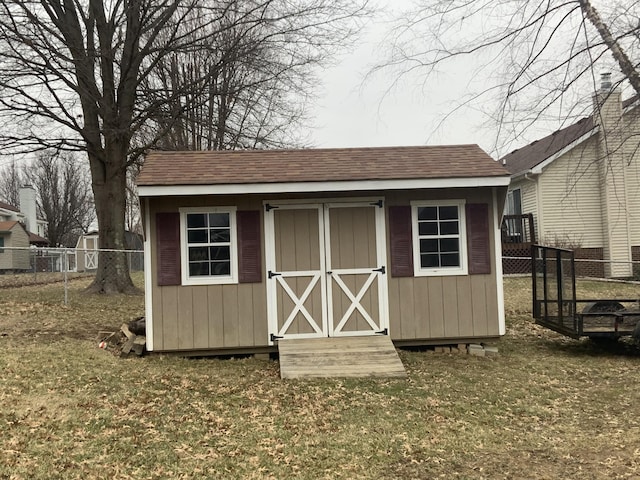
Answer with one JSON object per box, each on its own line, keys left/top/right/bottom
{"left": 501, "top": 117, "right": 595, "bottom": 176}
{"left": 0, "top": 200, "right": 19, "bottom": 212}
{"left": 0, "top": 220, "right": 20, "bottom": 232}
{"left": 138, "top": 145, "right": 508, "bottom": 187}
{"left": 502, "top": 95, "right": 639, "bottom": 176}
{"left": 28, "top": 232, "right": 49, "bottom": 245}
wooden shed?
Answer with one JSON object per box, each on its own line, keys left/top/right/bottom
{"left": 137, "top": 146, "right": 510, "bottom": 355}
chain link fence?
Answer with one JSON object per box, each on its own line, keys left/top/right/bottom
{"left": 0, "top": 246, "right": 144, "bottom": 303}
{"left": 503, "top": 254, "right": 640, "bottom": 281}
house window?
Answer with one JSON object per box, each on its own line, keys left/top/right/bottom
{"left": 411, "top": 200, "right": 468, "bottom": 276}
{"left": 180, "top": 207, "right": 238, "bottom": 285}
{"left": 0, "top": 236, "right": 4, "bottom": 253}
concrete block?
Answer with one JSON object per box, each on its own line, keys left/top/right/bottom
{"left": 483, "top": 346, "right": 499, "bottom": 356}
{"left": 458, "top": 343, "right": 468, "bottom": 353}
{"left": 468, "top": 344, "right": 485, "bottom": 357}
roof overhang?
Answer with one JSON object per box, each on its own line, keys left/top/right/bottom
{"left": 138, "top": 176, "right": 511, "bottom": 197}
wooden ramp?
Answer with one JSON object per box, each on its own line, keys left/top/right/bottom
{"left": 277, "top": 336, "right": 406, "bottom": 379}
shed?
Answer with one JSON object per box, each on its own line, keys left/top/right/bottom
{"left": 137, "top": 146, "right": 510, "bottom": 355}
{"left": 75, "top": 230, "right": 144, "bottom": 272}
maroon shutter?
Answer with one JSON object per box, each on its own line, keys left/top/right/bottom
{"left": 156, "top": 212, "right": 181, "bottom": 286}
{"left": 237, "top": 210, "right": 262, "bottom": 283}
{"left": 389, "top": 205, "right": 414, "bottom": 277}
{"left": 466, "top": 203, "right": 491, "bottom": 275}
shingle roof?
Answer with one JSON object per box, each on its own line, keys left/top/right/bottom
{"left": 28, "top": 232, "right": 49, "bottom": 245}
{"left": 0, "top": 220, "right": 20, "bottom": 232}
{"left": 501, "top": 117, "right": 595, "bottom": 176}
{"left": 0, "top": 200, "right": 19, "bottom": 212}
{"left": 502, "top": 95, "right": 639, "bottom": 176}
{"left": 138, "top": 145, "right": 509, "bottom": 187}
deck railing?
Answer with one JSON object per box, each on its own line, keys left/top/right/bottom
{"left": 501, "top": 213, "right": 536, "bottom": 244}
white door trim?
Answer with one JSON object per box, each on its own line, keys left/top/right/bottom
{"left": 265, "top": 203, "right": 328, "bottom": 343}
{"left": 324, "top": 201, "right": 389, "bottom": 337}
{"left": 265, "top": 199, "right": 389, "bottom": 343}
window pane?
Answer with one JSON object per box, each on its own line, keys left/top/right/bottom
{"left": 211, "top": 261, "right": 231, "bottom": 276}
{"left": 189, "top": 262, "right": 210, "bottom": 276}
{"left": 439, "top": 206, "right": 459, "bottom": 220}
{"left": 440, "top": 238, "right": 459, "bottom": 253}
{"left": 188, "top": 229, "right": 208, "bottom": 243}
{"left": 418, "top": 207, "right": 437, "bottom": 221}
{"left": 419, "top": 221, "right": 438, "bottom": 236}
{"left": 209, "top": 213, "right": 229, "bottom": 227}
{"left": 187, "top": 213, "right": 207, "bottom": 228}
{"left": 188, "top": 246, "right": 209, "bottom": 261}
{"left": 420, "top": 238, "right": 438, "bottom": 254}
{"left": 209, "top": 228, "right": 230, "bottom": 243}
{"left": 440, "top": 221, "right": 459, "bottom": 235}
{"left": 209, "top": 246, "right": 230, "bottom": 261}
{"left": 421, "top": 254, "right": 440, "bottom": 268}
{"left": 441, "top": 253, "right": 460, "bottom": 267}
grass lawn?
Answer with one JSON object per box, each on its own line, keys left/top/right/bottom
{"left": 1, "top": 275, "right": 640, "bottom": 478}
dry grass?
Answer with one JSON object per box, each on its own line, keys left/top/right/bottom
{"left": 1, "top": 276, "right": 640, "bottom": 479}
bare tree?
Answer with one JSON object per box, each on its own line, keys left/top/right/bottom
{"left": 0, "top": 152, "right": 95, "bottom": 247}
{"left": 0, "top": 0, "right": 370, "bottom": 293}
{"left": 0, "top": 160, "right": 22, "bottom": 207}
{"left": 25, "top": 152, "right": 95, "bottom": 247}
{"left": 375, "top": 0, "right": 640, "bottom": 154}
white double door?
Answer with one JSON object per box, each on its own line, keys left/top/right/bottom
{"left": 265, "top": 200, "right": 389, "bottom": 342}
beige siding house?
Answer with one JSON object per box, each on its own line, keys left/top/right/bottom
{"left": 502, "top": 76, "right": 640, "bottom": 278}
{"left": 0, "top": 221, "right": 31, "bottom": 271}
{"left": 138, "top": 146, "right": 510, "bottom": 355}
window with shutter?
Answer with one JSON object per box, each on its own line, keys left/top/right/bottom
{"left": 156, "top": 212, "right": 181, "bottom": 286}
{"left": 389, "top": 205, "right": 414, "bottom": 277}
{"left": 410, "top": 200, "right": 469, "bottom": 276}
{"left": 466, "top": 203, "right": 491, "bottom": 275}
{"left": 179, "top": 207, "right": 238, "bottom": 285}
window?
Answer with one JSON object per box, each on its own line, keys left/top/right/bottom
{"left": 180, "top": 207, "right": 238, "bottom": 285}
{"left": 0, "top": 236, "right": 4, "bottom": 253}
{"left": 411, "top": 200, "right": 467, "bottom": 276}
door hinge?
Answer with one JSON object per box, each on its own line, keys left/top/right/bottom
{"left": 373, "top": 266, "right": 386, "bottom": 274}
{"left": 376, "top": 328, "right": 388, "bottom": 335}
{"left": 265, "top": 203, "right": 279, "bottom": 212}
{"left": 270, "top": 333, "right": 283, "bottom": 342}
{"left": 370, "top": 199, "right": 383, "bottom": 208}
{"left": 268, "top": 270, "right": 281, "bottom": 279}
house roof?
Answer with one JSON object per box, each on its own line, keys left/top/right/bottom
{"left": 502, "top": 95, "right": 639, "bottom": 176}
{"left": 0, "top": 220, "right": 20, "bottom": 232}
{"left": 0, "top": 200, "right": 20, "bottom": 213}
{"left": 29, "top": 232, "right": 49, "bottom": 245}
{"left": 138, "top": 145, "right": 509, "bottom": 195}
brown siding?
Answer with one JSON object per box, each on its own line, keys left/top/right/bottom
{"left": 386, "top": 187, "right": 501, "bottom": 342}
{"left": 147, "top": 187, "right": 504, "bottom": 352}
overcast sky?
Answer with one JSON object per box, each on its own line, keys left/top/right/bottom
{"left": 309, "top": 1, "right": 495, "bottom": 152}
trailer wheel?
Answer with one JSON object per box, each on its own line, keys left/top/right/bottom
{"left": 583, "top": 301, "right": 625, "bottom": 343}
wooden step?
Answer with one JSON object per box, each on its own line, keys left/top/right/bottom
{"left": 278, "top": 335, "right": 406, "bottom": 379}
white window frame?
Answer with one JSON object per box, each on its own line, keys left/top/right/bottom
{"left": 411, "top": 199, "right": 468, "bottom": 277}
{"left": 179, "top": 206, "right": 238, "bottom": 285}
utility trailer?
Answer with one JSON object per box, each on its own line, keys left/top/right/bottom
{"left": 531, "top": 245, "right": 640, "bottom": 340}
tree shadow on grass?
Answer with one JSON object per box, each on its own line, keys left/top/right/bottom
{"left": 541, "top": 336, "right": 640, "bottom": 358}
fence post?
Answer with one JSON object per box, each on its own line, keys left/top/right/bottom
{"left": 63, "top": 249, "right": 68, "bottom": 305}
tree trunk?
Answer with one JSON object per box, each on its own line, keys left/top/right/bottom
{"left": 85, "top": 147, "right": 138, "bottom": 294}
{"left": 580, "top": 0, "right": 640, "bottom": 96}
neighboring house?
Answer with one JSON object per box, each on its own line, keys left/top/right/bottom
{"left": 75, "top": 230, "right": 144, "bottom": 272}
{"left": 0, "top": 221, "right": 31, "bottom": 271}
{"left": 0, "top": 186, "right": 48, "bottom": 272}
{"left": 137, "top": 146, "right": 510, "bottom": 355}
{"left": 502, "top": 74, "right": 640, "bottom": 278}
